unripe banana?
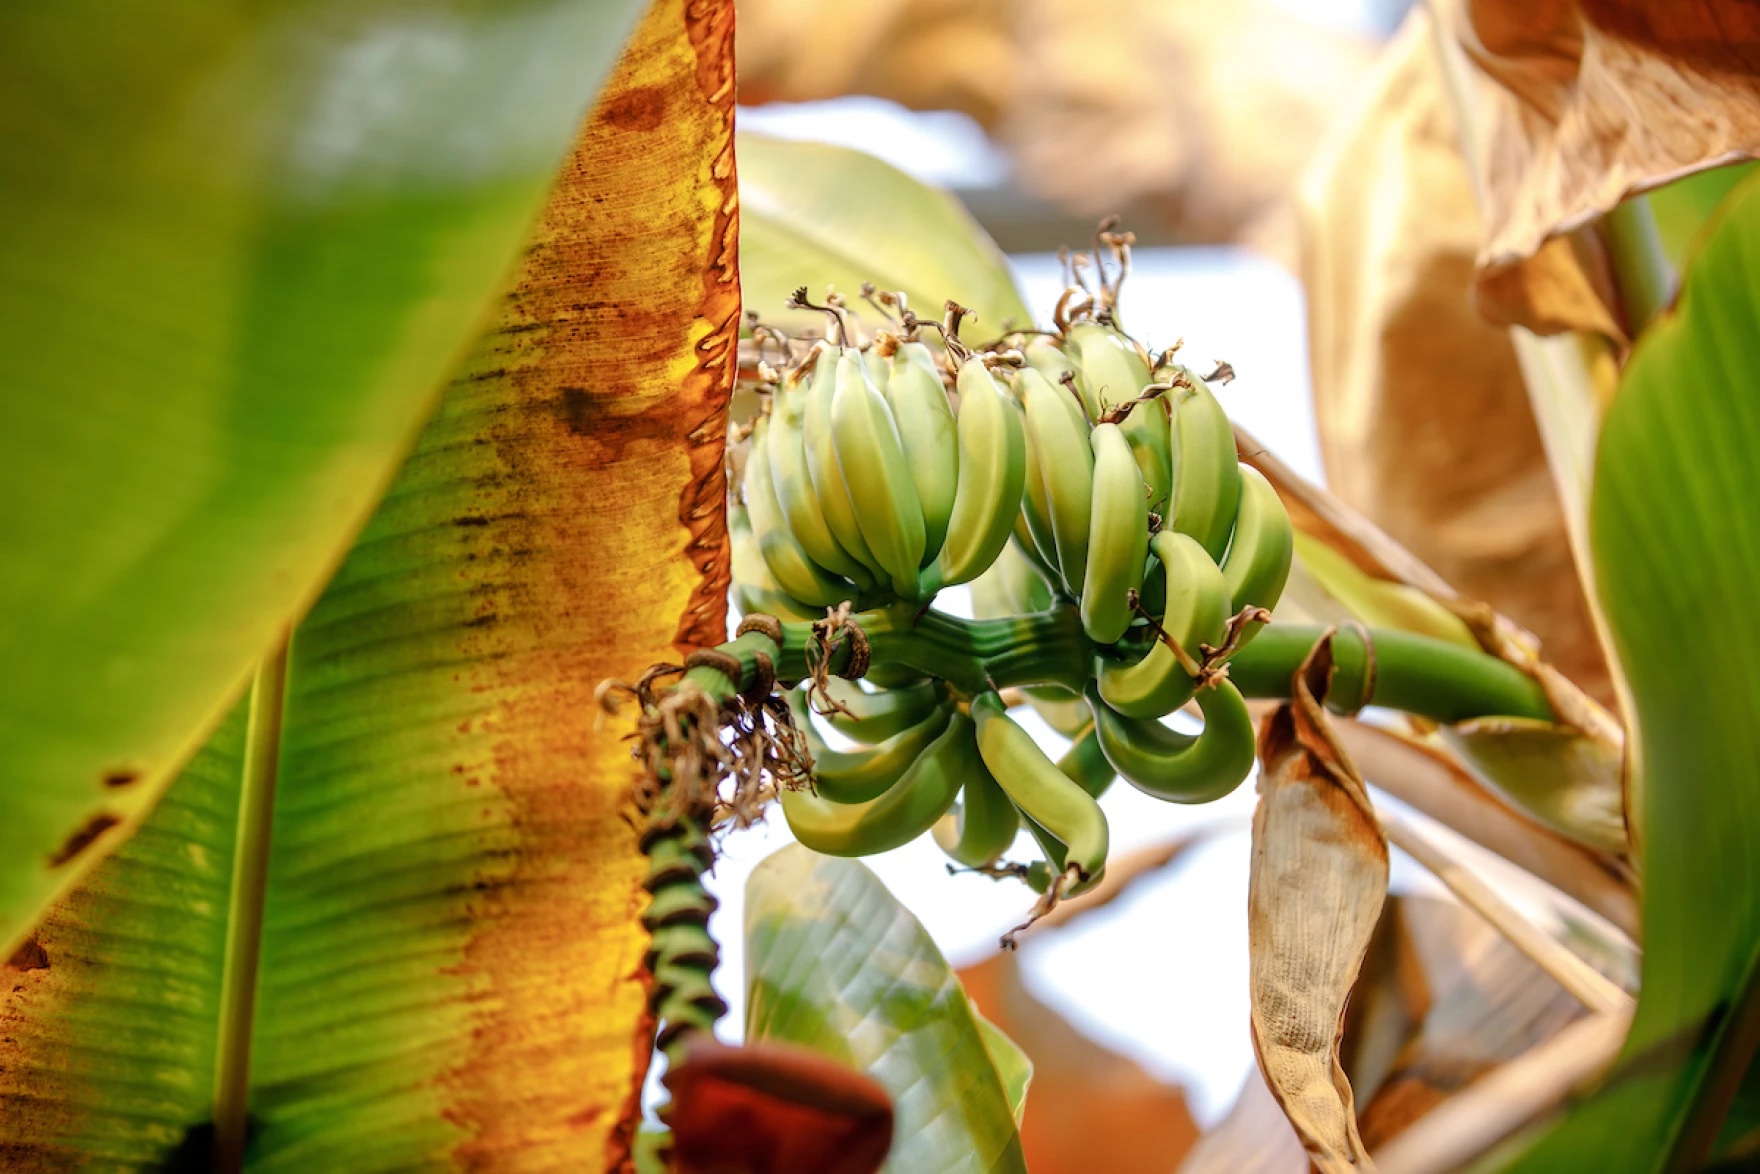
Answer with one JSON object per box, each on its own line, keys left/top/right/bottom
{"left": 1096, "top": 530, "right": 1230, "bottom": 718}
{"left": 783, "top": 711, "right": 977, "bottom": 857}
{"left": 1018, "top": 420, "right": 1062, "bottom": 583}
{"left": 971, "top": 692, "right": 1108, "bottom": 889}
{"left": 1025, "top": 337, "right": 1100, "bottom": 421}
{"left": 936, "top": 358, "right": 1029, "bottom": 586}
{"left": 1065, "top": 322, "right": 1171, "bottom": 513}
{"left": 1057, "top": 724, "right": 1116, "bottom": 799}
{"left": 1086, "top": 679, "right": 1256, "bottom": 804}
{"left": 1220, "top": 465, "right": 1294, "bottom": 618}
{"left": 885, "top": 341, "right": 960, "bottom": 564}
{"left": 728, "top": 500, "right": 820, "bottom": 621}
{"left": 1167, "top": 367, "right": 1241, "bottom": 562}
{"left": 831, "top": 349, "right": 927, "bottom": 597}
{"left": 821, "top": 678, "right": 945, "bottom": 744}
{"left": 768, "top": 372, "right": 876, "bottom": 589}
{"left": 1081, "top": 421, "right": 1150, "bottom": 644}
{"left": 931, "top": 753, "right": 1020, "bottom": 868}
{"left": 801, "top": 345, "right": 884, "bottom": 580}
{"left": 746, "top": 416, "right": 856, "bottom": 608}
{"left": 789, "top": 691, "right": 953, "bottom": 805}
{"left": 1017, "top": 367, "right": 1095, "bottom": 597}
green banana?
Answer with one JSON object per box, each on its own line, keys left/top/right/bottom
{"left": 1086, "top": 679, "right": 1256, "bottom": 804}
{"left": 1066, "top": 322, "right": 1171, "bottom": 513}
{"left": 971, "top": 692, "right": 1108, "bottom": 889}
{"left": 745, "top": 416, "right": 854, "bottom": 608}
{"left": 1025, "top": 336, "right": 1100, "bottom": 420}
{"left": 931, "top": 751, "right": 1021, "bottom": 868}
{"left": 1096, "top": 530, "right": 1231, "bottom": 718}
{"left": 768, "top": 371, "right": 876, "bottom": 589}
{"left": 831, "top": 348, "right": 927, "bottom": 597}
{"left": 1018, "top": 413, "right": 1063, "bottom": 584}
{"left": 1166, "top": 367, "right": 1241, "bottom": 562}
{"left": 1220, "top": 464, "right": 1295, "bottom": 617}
{"left": 728, "top": 501, "right": 820, "bottom": 622}
{"left": 1017, "top": 366, "right": 1095, "bottom": 597}
{"left": 936, "top": 358, "right": 1029, "bottom": 586}
{"left": 820, "top": 677, "right": 945, "bottom": 744}
{"left": 801, "top": 344, "right": 884, "bottom": 581}
{"left": 783, "top": 711, "right": 977, "bottom": 857}
{"left": 1057, "top": 723, "right": 1116, "bottom": 799}
{"left": 1081, "top": 421, "right": 1150, "bottom": 644}
{"left": 885, "top": 341, "right": 960, "bottom": 564}
{"left": 789, "top": 690, "right": 953, "bottom": 805}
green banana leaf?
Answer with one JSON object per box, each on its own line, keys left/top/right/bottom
{"left": 1506, "top": 172, "right": 1760, "bottom": 1169}
{"left": 975, "top": 1013, "right": 1034, "bottom": 1126}
{"left": 0, "top": 0, "right": 739, "bottom": 1163}
{"left": 745, "top": 845, "right": 1030, "bottom": 1173}
{"left": 738, "top": 132, "right": 1033, "bottom": 335}
{"left": 0, "top": 0, "right": 647, "bottom": 954}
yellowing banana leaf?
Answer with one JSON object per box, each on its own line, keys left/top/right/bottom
{"left": 0, "top": 0, "right": 737, "bottom": 1165}
{"left": 745, "top": 844, "right": 1030, "bottom": 1173}
{"left": 1285, "top": 532, "right": 1478, "bottom": 649}
{"left": 0, "top": 0, "right": 648, "bottom": 955}
{"left": 1504, "top": 172, "right": 1760, "bottom": 1170}
{"left": 1439, "top": 718, "right": 1627, "bottom": 856}
{"left": 738, "top": 133, "right": 1031, "bottom": 334}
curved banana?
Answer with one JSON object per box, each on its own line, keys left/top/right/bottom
{"left": 936, "top": 358, "right": 1029, "bottom": 586}
{"left": 1086, "top": 679, "right": 1256, "bottom": 804}
{"left": 820, "top": 677, "right": 945, "bottom": 744}
{"left": 789, "top": 691, "right": 953, "bottom": 805}
{"left": 728, "top": 500, "right": 820, "bottom": 622}
{"left": 1096, "top": 530, "right": 1231, "bottom": 718}
{"left": 1018, "top": 413, "right": 1062, "bottom": 583}
{"left": 1066, "top": 322, "right": 1171, "bottom": 513}
{"left": 1026, "top": 336, "right": 1100, "bottom": 420}
{"left": 1081, "top": 421, "right": 1150, "bottom": 644}
{"left": 802, "top": 345, "right": 884, "bottom": 581}
{"left": 784, "top": 711, "right": 977, "bottom": 857}
{"left": 1219, "top": 464, "right": 1294, "bottom": 618}
{"left": 831, "top": 349, "right": 927, "bottom": 597}
{"left": 746, "top": 416, "right": 855, "bottom": 608}
{"left": 768, "top": 371, "right": 875, "bottom": 589}
{"left": 1017, "top": 367, "right": 1094, "bottom": 597}
{"left": 885, "top": 341, "right": 960, "bottom": 564}
{"left": 1166, "top": 367, "right": 1241, "bottom": 563}
{"left": 931, "top": 752, "right": 1020, "bottom": 868}
{"left": 970, "top": 692, "right": 1108, "bottom": 889}
{"left": 1057, "top": 724, "right": 1116, "bottom": 799}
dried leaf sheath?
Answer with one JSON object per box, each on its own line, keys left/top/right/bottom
{"left": 1249, "top": 635, "right": 1389, "bottom": 1173}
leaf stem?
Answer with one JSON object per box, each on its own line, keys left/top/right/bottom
{"left": 212, "top": 627, "right": 291, "bottom": 1173}
{"left": 1603, "top": 194, "right": 1677, "bottom": 335}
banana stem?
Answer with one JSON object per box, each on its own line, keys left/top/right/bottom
{"left": 714, "top": 607, "right": 1554, "bottom": 725}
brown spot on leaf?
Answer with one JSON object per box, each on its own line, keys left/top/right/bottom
{"left": 601, "top": 83, "right": 667, "bottom": 132}
{"left": 6, "top": 936, "right": 48, "bottom": 972}
{"left": 47, "top": 812, "right": 122, "bottom": 867}
{"left": 101, "top": 768, "right": 141, "bottom": 789}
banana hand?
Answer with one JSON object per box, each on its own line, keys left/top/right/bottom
{"left": 789, "top": 690, "right": 953, "bottom": 805}
{"left": 768, "top": 370, "right": 876, "bottom": 589}
{"left": 782, "top": 710, "right": 978, "bottom": 857}
{"left": 936, "top": 358, "right": 1029, "bottom": 586}
{"left": 971, "top": 692, "right": 1108, "bottom": 891}
{"left": 1086, "top": 679, "right": 1256, "bottom": 804}
{"left": 1066, "top": 322, "right": 1171, "bottom": 513}
{"left": 746, "top": 415, "right": 858, "bottom": 608}
{"left": 728, "top": 500, "right": 821, "bottom": 621}
{"left": 885, "top": 341, "right": 960, "bottom": 564}
{"left": 1166, "top": 367, "right": 1241, "bottom": 563}
{"left": 1081, "top": 420, "right": 1150, "bottom": 644}
{"left": 831, "top": 348, "right": 927, "bottom": 598}
{"left": 1096, "top": 530, "right": 1231, "bottom": 718}
{"left": 801, "top": 344, "right": 883, "bottom": 581}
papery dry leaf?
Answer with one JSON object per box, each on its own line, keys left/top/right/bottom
{"left": 960, "top": 950, "right": 1199, "bottom": 1173}
{"left": 736, "top": 0, "right": 1373, "bottom": 251}
{"left": 1249, "top": 634, "right": 1390, "bottom": 1173}
{"left": 1178, "top": 1066, "right": 1306, "bottom": 1174}
{"left": 1293, "top": 11, "right": 1616, "bottom": 710}
{"left": 1436, "top": 0, "right": 1760, "bottom": 333}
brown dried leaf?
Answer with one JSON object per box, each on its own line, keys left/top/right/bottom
{"left": 1249, "top": 634, "right": 1390, "bottom": 1174}
{"left": 1290, "top": 9, "right": 1617, "bottom": 710}
{"left": 1437, "top": 0, "right": 1760, "bottom": 333}
{"left": 959, "top": 950, "right": 1200, "bottom": 1174}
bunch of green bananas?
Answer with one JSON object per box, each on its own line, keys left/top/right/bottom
{"left": 735, "top": 301, "right": 1296, "bottom": 898}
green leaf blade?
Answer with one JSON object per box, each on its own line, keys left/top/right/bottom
{"left": 745, "top": 845, "right": 1028, "bottom": 1174}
